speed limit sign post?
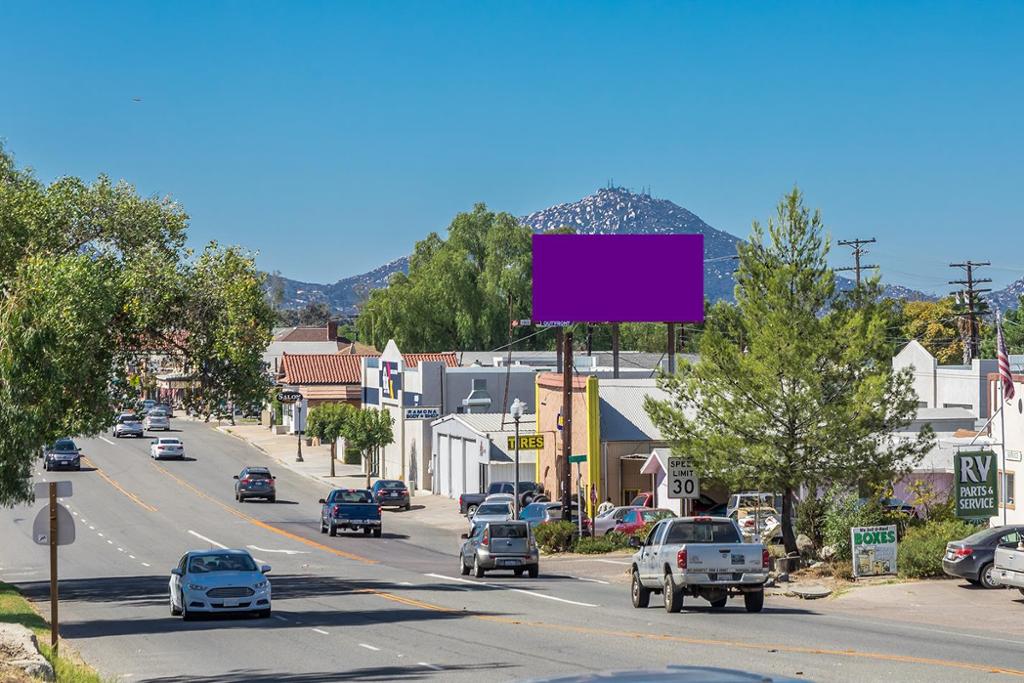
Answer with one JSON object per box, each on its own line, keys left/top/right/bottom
{"left": 667, "top": 456, "right": 699, "bottom": 501}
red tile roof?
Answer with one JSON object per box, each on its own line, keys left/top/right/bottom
{"left": 281, "top": 352, "right": 458, "bottom": 385}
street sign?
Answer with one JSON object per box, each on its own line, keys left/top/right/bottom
{"left": 568, "top": 454, "right": 587, "bottom": 464}
{"left": 34, "top": 481, "right": 72, "bottom": 499}
{"left": 667, "top": 456, "right": 699, "bottom": 499}
{"left": 851, "top": 525, "right": 897, "bottom": 578}
{"left": 508, "top": 434, "right": 545, "bottom": 451}
{"left": 954, "top": 450, "right": 998, "bottom": 519}
{"left": 276, "top": 390, "right": 303, "bottom": 404}
{"left": 33, "top": 503, "right": 75, "bottom": 546}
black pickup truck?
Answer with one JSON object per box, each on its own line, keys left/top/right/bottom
{"left": 459, "top": 481, "right": 544, "bottom": 516}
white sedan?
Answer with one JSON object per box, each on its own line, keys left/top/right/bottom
{"left": 150, "top": 437, "right": 185, "bottom": 460}
{"left": 169, "top": 549, "right": 271, "bottom": 620}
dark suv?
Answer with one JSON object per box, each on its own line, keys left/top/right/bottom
{"left": 372, "top": 480, "right": 411, "bottom": 510}
{"left": 234, "top": 466, "right": 276, "bottom": 503}
{"left": 44, "top": 439, "right": 81, "bottom": 471}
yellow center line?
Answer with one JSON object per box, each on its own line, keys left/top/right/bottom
{"left": 82, "top": 457, "right": 157, "bottom": 512}
{"left": 148, "top": 461, "right": 376, "bottom": 565}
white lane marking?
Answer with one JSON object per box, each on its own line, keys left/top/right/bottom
{"left": 510, "top": 588, "right": 597, "bottom": 607}
{"left": 100, "top": 437, "right": 116, "bottom": 445}
{"left": 107, "top": 540, "right": 113, "bottom": 545}
{"left": 425, "top": 573, "right": 480, "bottom": 586}
{"left": 813, "top": 611, "right": 1024, "bottom": 646}
{"left": 71, "top": 511, "right": 78, "bottom": 516}
{"left": 128, "top": 555, "right": 136, "bottom": 559}
{"left": 246, "top": 545, "right": 309, "bottom": 555}
{"left": 419, "top": 663, "right": 443, "bottom": 671}
{"left": 41, "top": 478, "right": 47, "bottom": 482}
{"left": 141, "top": 562, "right": 151, "bottom": 567}
{"left": 576, "top": 577, "right": 610, "bottom": 584}
{"left": 591, "top": 559, "right": 630, "bottom": 565}
{"left": 312, "top": 628, "right": 329, "bottom": 635}
{"left": 89, "top": 526, "right": 95, "bottom": 531}
{"left": 187, "top": 530, "right": 228, "bottom": 549}
{"left": 399, "top": 581, "right": 414, "bottom": 586}
{"left": 359, "top": 643, "right": 380, "bottom": 651}
{"left": 273, "top": 615, "right": 289, "bottom": 622}
{"left": 97, "top": 533, "right": 104, "bottom": 537}
{"left": 117, "top": 548, "right": 124, "bottom": 552}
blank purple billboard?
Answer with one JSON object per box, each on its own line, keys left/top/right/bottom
{"left": 532, "top": 234, "right": 704, "bottom": 323}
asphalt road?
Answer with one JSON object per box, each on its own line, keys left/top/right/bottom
{"left": 3, "top": 421, "right": 1024, "bottom": 682}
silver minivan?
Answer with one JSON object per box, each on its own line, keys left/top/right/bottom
{"left": 460, "top": 520, "right": 539, "bottom": 578}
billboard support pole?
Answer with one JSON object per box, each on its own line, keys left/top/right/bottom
{"left": 611, "top": 323, "right": 620, "bottom": 379}
{"left": 562, "top": 331, "right": 574, "bottom": 528}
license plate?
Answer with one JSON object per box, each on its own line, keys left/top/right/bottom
{"left": 223, "top": 600, "right": 238, "bottom": 607}
{"left": 389, "top": 492, "right": 398, "bottom": 497}
{"left": 731, "top": 554, "right": 745, "bottom": 565}
{"left": 499, "top": 559, "right": 521, "bottom": 567}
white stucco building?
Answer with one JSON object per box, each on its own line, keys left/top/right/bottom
{"left": 893, "top": 340, "right": 997, "bottom": 417}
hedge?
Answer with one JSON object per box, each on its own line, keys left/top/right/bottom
{"left": 898, "top": 518, "right": 978, "bottom": 579}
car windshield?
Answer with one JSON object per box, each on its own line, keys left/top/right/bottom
{"left": 331, "top": 490, "right": 373, "bottom": 504}
{"left": 520, "top": 504, "right": 546, "bottom": 519}
{"left": 53, "top": 440, "right": 76, "bottom": 451}
{"left": 477, "top": 503, "right": 510, "bottom": 515}
{"left": 665, "top": 521, "right": 742, "bottom": 544}
{"left": 378, "top": 481, "right": 405, "bottom": 490}
{"left": 489, "top": 524, "right": 528, "bottom": 539}
{"left": 188, "top": 553, "right": 258, "bottom": 573}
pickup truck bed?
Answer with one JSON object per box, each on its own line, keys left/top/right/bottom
{"left": 631, "top": 516, "right": 769, "bottom": 613}
{"left": 320, "top": 489, "right": 382, "bottom": 538}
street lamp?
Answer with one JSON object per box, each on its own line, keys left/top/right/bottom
{"left": 295, "top": 401, "right": 304, "bottom": 463}
{"left": 511, "top": 397, "right": 525, "bottom": 518}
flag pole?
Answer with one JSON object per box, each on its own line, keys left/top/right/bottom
{"left": 1000, "top": 372, "right": 1008, "bottom": 526}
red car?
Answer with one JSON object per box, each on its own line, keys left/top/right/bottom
{"left": 613, "top": 507, "right": 675, "bottom": 535}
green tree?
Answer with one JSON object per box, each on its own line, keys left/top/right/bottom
{"left": 645, "top": 189, "right": 933, "bottom": 554}
{"left": 980, "top": 296, "right": 1024, "bottom": 357}
{"left": 307, "top": 402, "right": 355, "bottom": 477}
{"left": 342, "top": 408, "right": 395, "bottom": 487}
{"left": 0, "top": 144, "right": 274, "bottom": 505}
{"left": 357, "top": 204, "right": 533, "bottom": 352}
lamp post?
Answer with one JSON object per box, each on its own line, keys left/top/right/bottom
{"left": 295, "top": 401, "right": 304, "bottom": 463}
{"left": 511, "top": 397, "right": 525, "bottom": 518}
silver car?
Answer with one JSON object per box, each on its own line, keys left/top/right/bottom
{"left": 150, "top": 438, "right": 185, "bottom": 460}
{"left": 460, "top": 520, "right": 539, "bottom": 578}
{"left": 146, "top": 413, "right": 170, "bottom": 431}
{"left": 113, "top": 414, "right": 144, "bottom": 438}
{"left": 469, "top": 502, "right": 514, "bottom": 529}
{"left": 169, "top": 549, "right": 271, "bottom": 620}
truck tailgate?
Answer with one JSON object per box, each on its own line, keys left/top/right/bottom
{"left": 337, "top": 503, "right": 379, "bottom": 520}
{"left": 686, "top": 543, "right": 763, "bottom": 573}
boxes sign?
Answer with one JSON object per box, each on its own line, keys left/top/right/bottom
{"left": 531, "top": 234, "right": 705, "bottom": 324}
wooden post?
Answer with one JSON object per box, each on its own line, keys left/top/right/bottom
{"left": 48, "top": 482, "right": 58, "bottom": 657}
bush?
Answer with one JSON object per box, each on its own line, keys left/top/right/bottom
{"left": 574, "top": 532, "right": 631, "bottom": 554}
{"left": 796, "top": 494, "right": 826, "bottom": 550}
{"left": 821, "top": 486, "right": 888, "bottom": 562}
{"left": 343, "top": 448, "right": 362, "bottom": 465}
{"left": 898, "top": 518, "right": 979, "bottom": 579}
{"left": 534, "top": 521, "right": 577, "bottom": 553}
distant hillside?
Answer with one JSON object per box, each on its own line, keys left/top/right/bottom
{"left": 271, "top": 187, "right": 936, "bottom": 313}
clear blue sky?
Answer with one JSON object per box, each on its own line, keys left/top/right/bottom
{"left": 2, "top": 1, "right": 1022, "bottom": 292}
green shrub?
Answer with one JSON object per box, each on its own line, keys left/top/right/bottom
{"left": 343, "top": 448, "right": 362, "bottom": 465}
{"left": 822, "top": 486, "right": 888, "bottom": 562}
{"left": 534, "top": 521, "right": 577, "bottom": 553}
{"left": 796, "top": 494, "right": 826, "bottom": 550}
{"left": 898, "top": 518, "right": 979, "bottom": 579}
{"left": 574, "top": 532, "right": 630, "bottom": 554}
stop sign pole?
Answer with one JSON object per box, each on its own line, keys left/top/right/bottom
{"left": 48, "top": 483, "right": 58, "bottom": 655}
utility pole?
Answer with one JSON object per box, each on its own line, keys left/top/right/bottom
{"left": 836, "top": 238, "right": 878, "bottom": 287}
{"left": 666, "top": 323, "right": 676, "bottom": 374}
{"left": 611, "top": 323, "right": 620, "bottom": 379}
{"left": 949, "top": 261, "right": 992, "bottom": 361}
{"left": 561, "top": 331, "right": 573, "bottom": 526}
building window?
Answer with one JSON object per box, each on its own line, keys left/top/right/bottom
{"left": 942, "top": 403, "right": 972, "bottom": 410}
{"left": 1000, "top": 470, "right": 1016, "bottom": 509}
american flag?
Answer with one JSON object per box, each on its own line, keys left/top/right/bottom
{"left": 997, "top": 311, "right": 1015, "bottom": 402}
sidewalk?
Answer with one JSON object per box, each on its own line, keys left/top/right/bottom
{"left": 212, "top": 421, "right": 469, "bottom": 533}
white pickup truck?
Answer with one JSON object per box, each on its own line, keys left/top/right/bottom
{"left": 994, "top": 544, "right": 1024, "bottom": 596}
{"left": 629, "top": 516, "right": 769, "bottom": 613}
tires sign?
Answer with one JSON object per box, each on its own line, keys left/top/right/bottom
{"left": 667, "top": 457, "right": 698, "bottom": 499}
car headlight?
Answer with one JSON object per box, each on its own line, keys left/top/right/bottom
{"left": 187, "top": 583, "right": 207, "bottom": 591}
{"left": 253, "top": 580, "right": 268, "bottom": 589}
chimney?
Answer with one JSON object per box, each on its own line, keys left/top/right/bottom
{"left": 327, "top": 320, "right": 338, "bottom": 341}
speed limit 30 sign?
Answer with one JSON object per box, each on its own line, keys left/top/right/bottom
{"left": 667, "top": 456, "right": 699, "bottom": 499}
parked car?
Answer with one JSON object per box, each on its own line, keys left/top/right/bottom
{"left": 470, "top": 501, "right": 515, "bottom": 528}
{"left": 113, "top": 414, "right": 144, "bottom": 438}
{"left": 319, "top": 488, "right": 382, "bottom": 537}
{"left": 169, "top": 549, "right": 271, "bottom": 620}
{"left": 994, "top": 536, "right": 1024, "bottom": 596}
{"left": 519, "top": 501, "right": 592, "bottom": 535}
{"left": 146, "top": 412, "right": 171, "bottom": 431}
{"left": 943, "top": 525, "right": 1024, "bottom": 589}
{"left": 139, "top": 399, "right": 157, "bottom": 416}
{"left": 460, "top": 481, "right": 543, "bottom": 515}
{"left": 731, "top": 507, "right": 780, "bottom": 539}
{"left": 459, "top": 520, "right": 539, "bottom": 578}
{"left": 613, "top": 508, "right": 676, "bottom": 536}
{"left": 234, "top": 466, "right": 276, "bottom": 502}
{"left": 43, "top": 439, "right": 81, "bottom": 471}
{"left": 629, "top": 516, "right": 769, "bottom": 613}
{"left": 372, "top": 480, "right": 411, "bottom": 510}
{"left": 726, "top": 492, "right": 779, "bottom": 519}
{"left": 150, "top": 437, "right": 185, "bottom": 460}
{"left": 630, "top": 492, "right": 720, "bottom": 514}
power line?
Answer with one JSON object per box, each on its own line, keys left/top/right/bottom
{"left": 949, "top": 261, "right": 992, "bottom": 362}
{"left": 835, "top": 238, "right": 878, "bottom": 287}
